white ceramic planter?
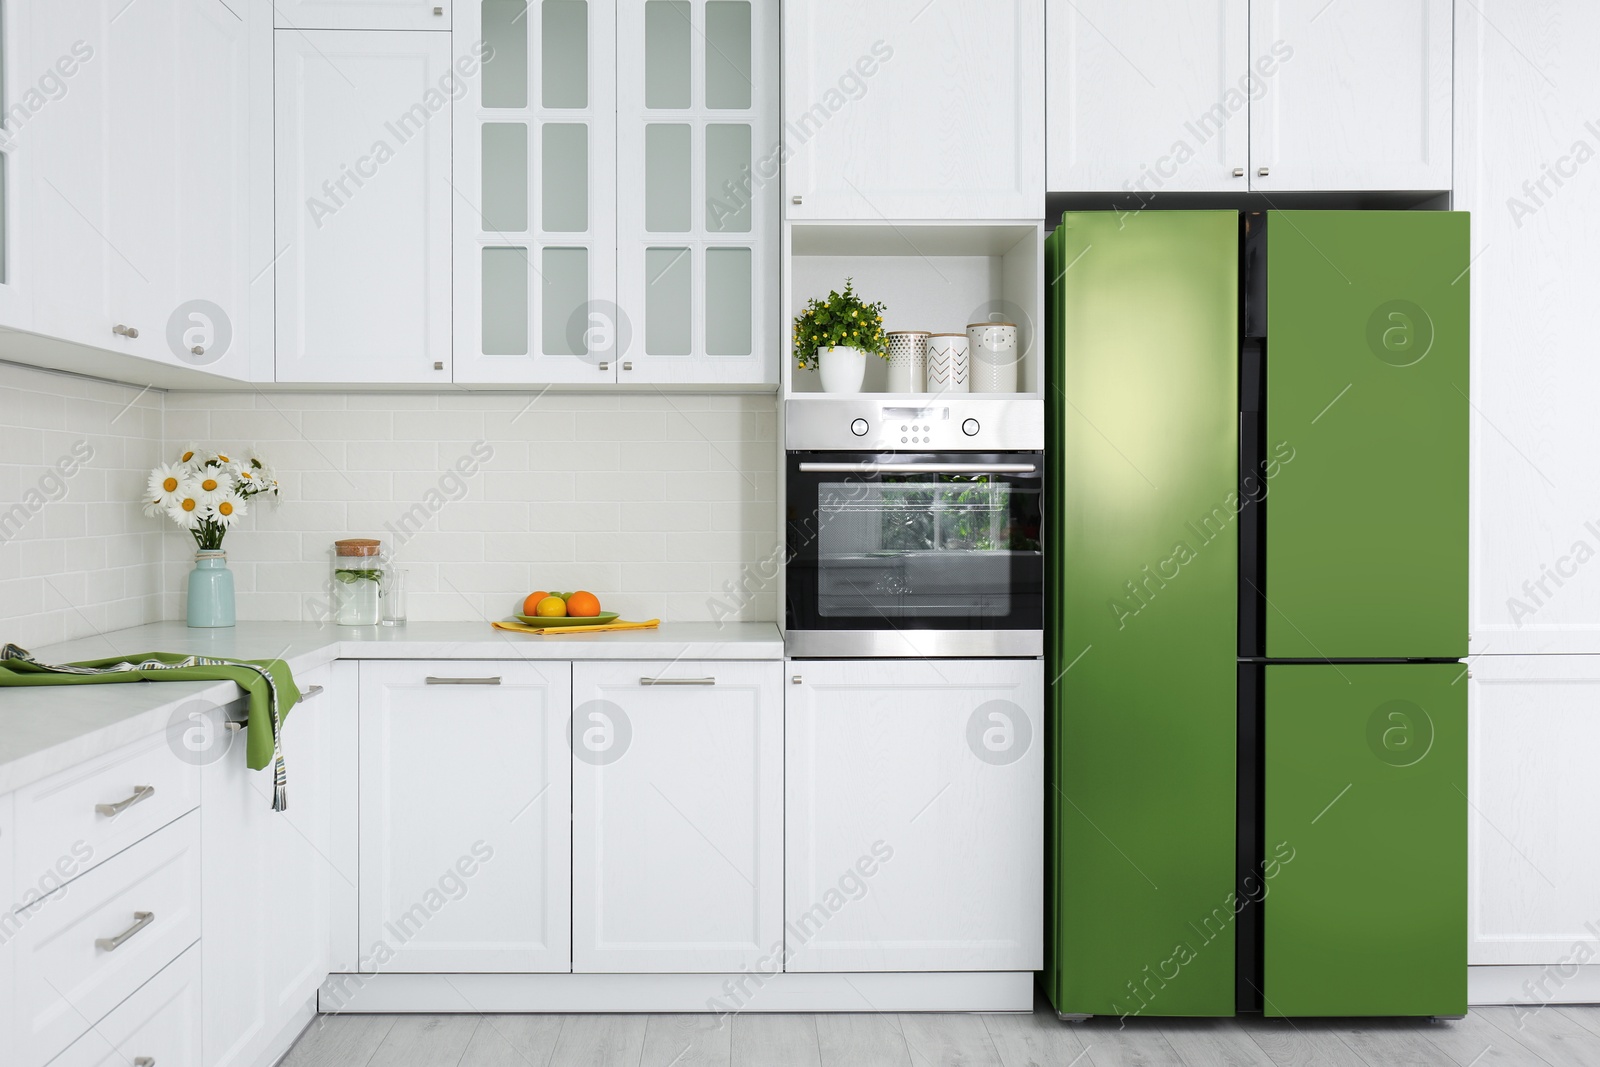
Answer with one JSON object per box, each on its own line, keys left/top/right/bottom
{"left": 818, "top": 345, "right": 867, "bottom": 393}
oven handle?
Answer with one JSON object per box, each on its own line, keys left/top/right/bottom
{"left": 796, "top": 462, "right": 1037, "bottom": 475}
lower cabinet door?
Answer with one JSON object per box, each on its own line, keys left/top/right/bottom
{"left": 1263, "top": 663, "right": 1466, "bottom": 1016}
{"left": 785, "top": 660, "right": 1044, "bottom": 972}
{"left": 572, "top": 661, "right": 783, "bottom": 972}
{"left": 359, "top": 661, "right": 572, "bottom": 972}
{"left": 50, "top": 944, "right": 203, "bottom": 1067}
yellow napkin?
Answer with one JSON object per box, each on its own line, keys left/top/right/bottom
{"left": 492, "top": 618, "right": 661, "bottom": 636}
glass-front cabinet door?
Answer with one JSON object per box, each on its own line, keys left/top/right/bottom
{"left": 454, "top": 0, "right": 618, "bottom": 382}
{"left": 616, "top": 0, "right": 776, "bottom": 385}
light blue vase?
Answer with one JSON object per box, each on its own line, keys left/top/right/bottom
{"left": 187, "top": 549, "right": 236, "bottom": 628}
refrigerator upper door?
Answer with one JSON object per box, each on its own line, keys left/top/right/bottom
{"left": 1264, "top": 211, "right": 1469, "bottom": 660}
{"left": 1263, "top": 663, "right": 1466, "bottom": 1017}
{"left": 1045, "top": 211, "right": 1239, "bottom": 1017}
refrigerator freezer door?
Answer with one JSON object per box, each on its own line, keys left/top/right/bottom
{"left": 1264, "top": 211, "right": 1468, "bottom": 660}
{"left": 1263, "top": 663, "right": 1466, "bottom": 1017}
{"left": 1046, "top": 211, "right": 1239, "bottom": 1017}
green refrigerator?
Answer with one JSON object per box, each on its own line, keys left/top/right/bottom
{"left": 1045, "top": 210, "right": 1469, "bottom": 1019}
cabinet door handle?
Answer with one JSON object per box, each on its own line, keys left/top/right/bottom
{"left": 598, "top": 362, "right": 610, "bottom": 371}
{"left": 299, "top": 684, "right": 325, "bottom": 702}
{"left": 96, "top": 911, "right": 154, "bottom": 952}
{"left": 96, "top": 785, "right": 155, "bottom": 817}
{"left": 622, "top": 361, "right": 633, "bottom": 371}
{"left": 433, "top": 361, "right": 445, "bottom": 370}
{"left": 425, "top": 676, "right": 502, "bottom": 685}
{"left": 791, "top": 195, "right": 803, "bottom": 205}
{"left": 1258, "top": 167, "right": 1270, "bottom": 177}
{"left": 113, "top": 323, "right": 139, "bottom": 338}
{"left": 1232, "top": 167, "right": 1245, "bottom": 177}
{"left": 639, "top": 676, "right": 716, "bottom": 686}
{"left": 134, "top": 1059, "right": 155, "bottom": 1067}
{"left": 791, "top": 674, "right": 803, "bottom": 685}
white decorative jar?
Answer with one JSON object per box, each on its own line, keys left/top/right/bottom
{"left": 885, "top": 331, "right": 929, "bottom": 393}
{"left": 967, "top": 322, "right": 1019, "bottom": 393}
{"left": 818, "top": 345, "right": 867, "bottom": 393}
{"left": 925, "top": 334, "right": 970, "bottom": 394}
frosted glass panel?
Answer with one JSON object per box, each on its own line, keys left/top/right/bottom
{"left": 541, "top": 123, "right": 588, "bottom": 232}
{"left": 542, "top": 247, "right": 588, "bottom": 356}
{"left": 704, "top": 124, "right": 751, "bottom": 233}
{"left": 541, "top": 1, "right": 587, "bottom": 108}
{"left": 705, "top": 248, "right": 751, "bottom": 355}
{"left": 481, "top": 123, "right": 528, "bottom": 232}
{"left": 704, "top": 2, "right": 751, "bottom": 108}
{"left": 482, "top": 0, "right": 529, "bottom": 108}
{"left": 645, "top": 248, "right": 692, "bottom": 355}
{"left": 482, "top": 247, "right": 529, "bottom": 356}
{"left": 645, "top": 124, "right": 691, "bottom": 232}
{"left": 644, "top": 1, "right": 691, "bottom": 108}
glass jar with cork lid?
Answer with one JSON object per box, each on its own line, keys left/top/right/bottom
{"left": 332, "top": 538, "right": 385, "bottom": 626}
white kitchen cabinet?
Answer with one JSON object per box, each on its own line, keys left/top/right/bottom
{"left": 614, "top": 0, "right": 778, "bottom": 384}
{"left": 50, "top": 946, "right": 203, "bottom": 1067}
{"left": 1046, "top": 0, "right": 1249, "bottom": 193}
{"left": 783, "top": 0, "right": 1044, "bottom": 220}
{"left": 201, "top": 662, "right": 349, "bottom": 1067}
{"left": 785, "top": 659, "right": 1043, "bottom": 972}
{"left": 276, "top": 0, "right": 451, "bottom": 31}
{"left": 1249, "top": 0, "right": 1451, "bottom": 191}
{"left": 22, "top": 0, "right": 253, "bottom": 377}
{"left": 452, "top": 0, "right": 619, "bottom": 384}
{"left": 359, "top": 660, "right": 572, "bottom": 972}
{"left": 1468, "top": 656, "right": 1600, "bottom": 966}
{"left": 571, "top": 660, "right": 783, "bottom": 972}
{"left": 275, "top": 30, "right": 453, "bottom": 383}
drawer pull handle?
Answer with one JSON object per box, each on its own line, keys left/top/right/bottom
{"left": 425, "top": 676, "right": 502, "bottom": 685}
{"left": 639, "top": 676, "right": 716, "bottom": 686}
{"left": 96, "top": 785, "right": 155, "bottom": 817}
{"left": 96, "top": 911, "right": 154, "bottom": 952}
{"left": 135, "top": 1059, "right": 155, "bottom": 1067}
{"left": 225, "top": 720, "right": 246, "bottom": 732}
{"left": 299, "top": 684, "right": 325, "bottom": 701}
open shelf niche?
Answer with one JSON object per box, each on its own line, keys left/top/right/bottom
{"left": 782, "top": 220, "right": 1045, "bottom": 399}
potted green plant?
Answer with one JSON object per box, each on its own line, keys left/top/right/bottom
{"left": 792, "top": 278, "right": 889, "bottom": 393}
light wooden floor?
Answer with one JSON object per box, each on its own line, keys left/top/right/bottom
{"left": 281, "top": 988, "right": 1600, "bottom": 1067}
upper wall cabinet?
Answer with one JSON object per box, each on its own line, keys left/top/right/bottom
{"left": 616, "top": 0, "right": 778, "bottom": 384}
{"left": 1047, "top": 0, "right": 1451, "bottom": 194}
{"left": 275, "top": 30, "right": 454, "bottom": 383}
{"left": 783, "top": 0, "right": 1044, "bottom": 220}
{"left": 1047, "top": 0, "right": 1249, "bottom": 193}
{"left": 1250, "top": 0, "right": 1451, "bottom": 192}
{"left": 16, "top": 0, "right": 255, "bottom": 380}
{"left": 453, "top": 0, "right": 618, "bottom": 384}
{"left": 275, "top": 1, "right": 452, "bottom": 31}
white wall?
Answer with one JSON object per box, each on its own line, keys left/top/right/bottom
{"left": 159, "top": 391, "right": 780, "bottom": 625}
{"left": 0, "top": 362, "right": 167, "bottom": 648}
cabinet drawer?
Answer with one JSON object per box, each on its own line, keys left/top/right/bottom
{"left": 13, "top": 812, "right": 202, "bottom": 1067}
{"left": 14, "top": 726, "right": 201, "bottom": 908}
{"left": 49, "top": 944, "right": 203, "bottom": 1067}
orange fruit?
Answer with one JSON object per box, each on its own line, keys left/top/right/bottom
{"left": 522, "top": 591, "right": 549, "bottom": 616}
{"left": 534, "top": 595, "right": 568, "bottom": 618}
{"left": 567, "top": 590, "right": 601, "bottom": 617}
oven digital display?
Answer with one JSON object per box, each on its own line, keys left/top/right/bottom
{"left": 881, "top": 407, "right": 949, "bottom": 421}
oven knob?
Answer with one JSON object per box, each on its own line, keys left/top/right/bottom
{"left": 962, "top": 418, "right": 980, "bottom": 437}
{"left": 850, "top": 418, "right": 869, "bottom": 437}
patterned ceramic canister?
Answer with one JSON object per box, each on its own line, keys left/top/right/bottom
{"left": 925, "top": 333, "right": 970, "bottom": 394}
{"left": 885, "top": 331, "right": 930, "bottom": 392}
{"left": 967, "top": 322, "right": 1019, "bottom": 392}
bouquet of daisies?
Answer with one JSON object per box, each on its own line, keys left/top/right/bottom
{"left": 143, "top": 445, "right": 280, "bottom": 550}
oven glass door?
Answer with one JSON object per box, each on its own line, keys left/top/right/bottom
{"left": 786, "top": 452, "right": 1044, "bottom": 632}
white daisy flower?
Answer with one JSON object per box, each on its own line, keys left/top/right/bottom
{"left": 177, "top": 442, "right": 205, "bottom": 468}
{"left": 192, "top": 468, "right": 228, "bottom": 507}
{"left": 166, "top": 482, "right": 206, "bottom": 529}
{"left": 147, "top": 462, "right": 187, "bottom": 508}
{"left": 141, "top": 497, "right": 166, "bottom": 518}
{"left": 244, "top": 447, "right": 278, "bottom": 492}
{"left": 207, "top": 490, "right": 248, "bottom": 526}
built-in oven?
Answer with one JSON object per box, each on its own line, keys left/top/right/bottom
{"left": 784, "top": 398, "right": 1044, "bottom": 658}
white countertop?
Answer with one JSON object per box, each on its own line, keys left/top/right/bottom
{"left": 0, "top": 619, "right": 783, "bottom": 796}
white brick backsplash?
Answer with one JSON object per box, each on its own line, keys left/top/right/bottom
{"left": 0, "top": 366, "right": 780, "bottom": 642}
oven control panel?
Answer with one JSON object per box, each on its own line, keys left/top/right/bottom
{"left": 786, "top": 397, "right": 1044, "bottom": 451}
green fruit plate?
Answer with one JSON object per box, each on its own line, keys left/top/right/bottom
{"left": 513, "top": 612, "right": 620, "bottom": 627}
